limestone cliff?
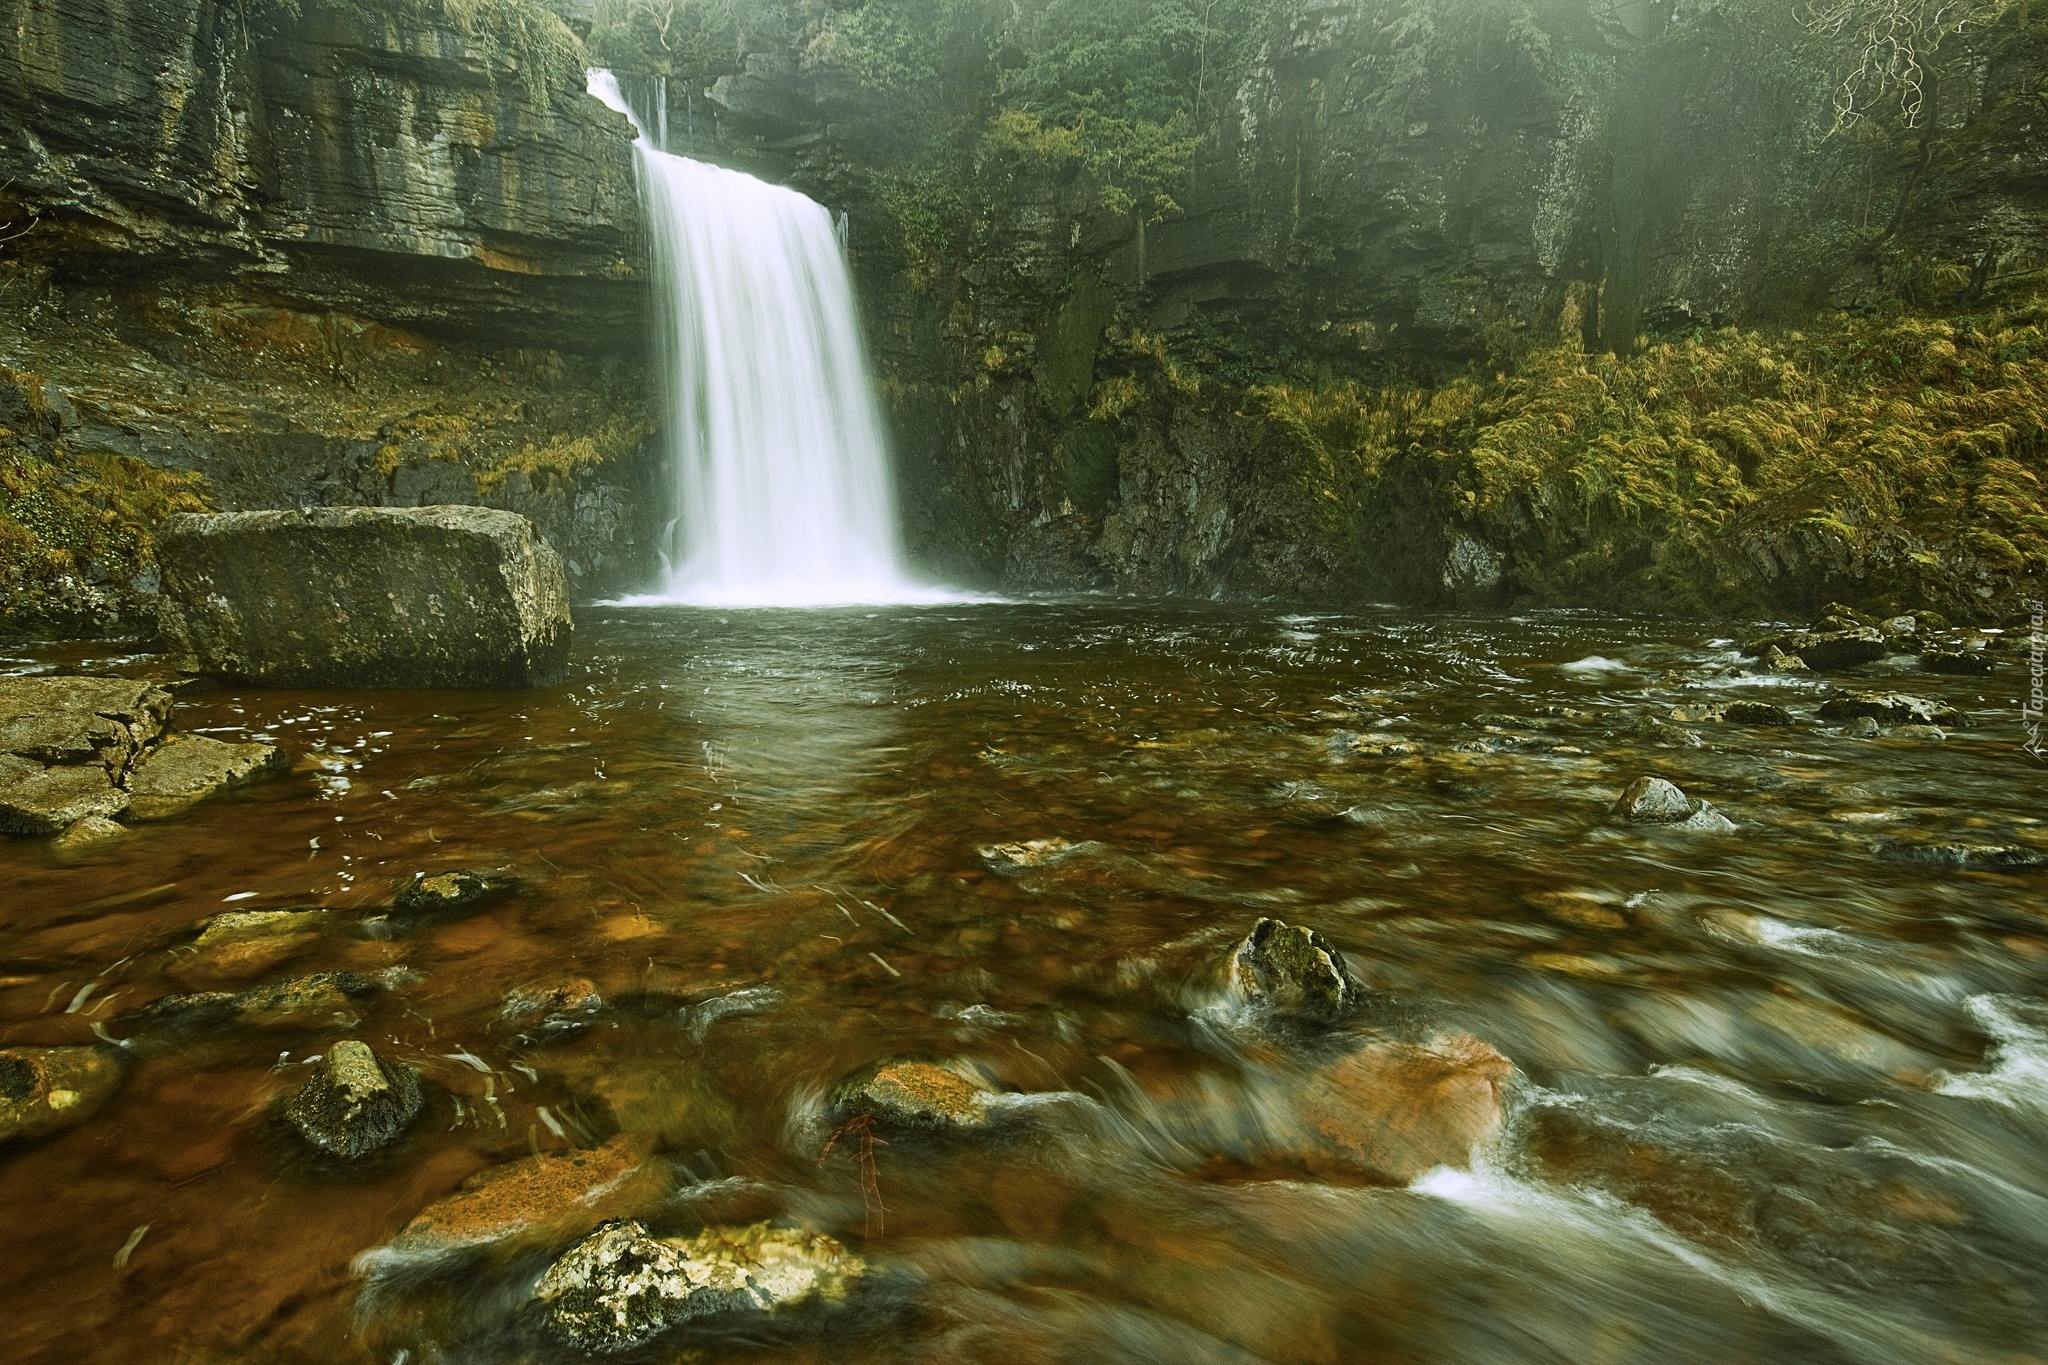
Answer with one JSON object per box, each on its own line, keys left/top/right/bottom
{"left": 0, "top": 0, "right": 655, "bottom": 638}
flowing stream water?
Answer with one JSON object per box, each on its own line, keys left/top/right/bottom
{"left": 587, "top": 71, "right": 937, "bottom": 608}
{"left": 1, "top": 604, "right": 2045, "bottom": 1363}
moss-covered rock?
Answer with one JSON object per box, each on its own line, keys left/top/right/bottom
{"left": 283, "top": 1039, "right": 424, "bottom": 1160}
{"left": 0, "top": 1046, "right": 126, "bottom": 1145}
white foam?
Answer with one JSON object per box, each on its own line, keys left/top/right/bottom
{"left": 1936, "top": 994, "right": 2048, "bottom": 1114}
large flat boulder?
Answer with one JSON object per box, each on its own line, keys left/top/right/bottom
{"left": 157, "top": 507, "right": 572, "bottom": 688}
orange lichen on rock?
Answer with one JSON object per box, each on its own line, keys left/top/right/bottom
{"left": 1291, "top": 1033, "right": 1513, "bottom": 1182}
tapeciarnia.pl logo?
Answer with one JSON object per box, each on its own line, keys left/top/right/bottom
{"left": 2025, "top": 599, "right": 2045, "bottom": 760}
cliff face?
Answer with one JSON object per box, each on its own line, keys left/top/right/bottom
{"left": 648, "top": 0, "right": 2046, "bottom": 618}
{"left": 2, "top": 0, "right": 641, "bottom": 341}
{"left": 0, "top": 0, "right": 656, "bottom": 636}
{"left": 4, "top": 0, "right": 2042, "bottom": 634}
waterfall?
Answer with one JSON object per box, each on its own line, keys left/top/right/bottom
{"left": 589, "top": 70, "right": 947, "bottom": 608}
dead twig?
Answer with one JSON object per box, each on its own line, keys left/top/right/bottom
{"left": 817, "top": 1113, "right": 888, "bottom": 1240}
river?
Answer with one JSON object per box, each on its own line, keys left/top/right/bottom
{"left": 2, "top": 601, "right": 2043, "bottom": 1363}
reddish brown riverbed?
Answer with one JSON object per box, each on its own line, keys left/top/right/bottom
{"left": 2, "top": 602, "right": 2044, "bottom": 1364}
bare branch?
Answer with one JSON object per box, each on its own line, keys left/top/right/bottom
{"left": 1802, "top": 0, "right": 2010, "bottom": 131}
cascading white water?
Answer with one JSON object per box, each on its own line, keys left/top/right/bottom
{"left": 590, "top": 70, "right": 949, "bottom": 607}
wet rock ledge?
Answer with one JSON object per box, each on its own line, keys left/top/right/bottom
{"left": 0, "top": 676, "right": 282, "bottom": 840}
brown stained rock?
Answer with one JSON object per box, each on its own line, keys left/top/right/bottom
{"left": 0, "top": 761, "right": 130, "bottom": 834}
{"left": 51, "top": 813, "right": 128, "bottom": 852}
{"left": 178, "top": 910, "right": 333, "bottom": 982}
{"left": 503, "top": 976, "right": 603, "bottom": 1021}
{"left": 1524, "top": 1105, "right": 1984, "bottom": 1280}
{"left": 197, "top": 909, "right": 331, "bottom": 947}
{"left": 839, "top": 1060, "right": 993, "bottom": 1130}
{"left": 0, "top": 1045, "right": 126, "bottom": 1144}
{"left": 126, "top": 734, "right": 286, "bottom": 819}
{"left": 174, "top": 933, "right": 321, "bottom": 985}
{"left": 394, "top": 1135, "right": 659, "bottom": 1255}
{"left": 1291, "top": 1034, "right": 1513, "bottom": 1182}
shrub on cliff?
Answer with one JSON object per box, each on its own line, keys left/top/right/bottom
{"left": 1246, "top": 297, "right": 2048, "bottom": 616}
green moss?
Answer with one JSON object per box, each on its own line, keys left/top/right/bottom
{"left": 1058, "top": 420, "right": 1119, "bottom": 516}
{"left": 1034, "top": 276, "right": 1118, "bottom": 418}
{"left": 1, "top": 367, "right": 212, "bottom": 631}
{"left": 474, "top": 412, "right": 653, "bottom": 493}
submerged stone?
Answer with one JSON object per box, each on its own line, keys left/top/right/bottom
{"left": 126, "top": 734, "right": 286, "bottom": 819}
{"left": 233, "top": 971, "right": 383, "bottom": 1026}
{"left": 51, "top": 814, "right": 128, "bottom": 852}
{"left": 535, "top": 1218, "right": 860, "bottom": 1353}
{"left": 390, "top": 1134, "right": 657, "bottom": 1256}
{"left": 1719, "top": 700, "right": 1796, "bottom": 726}
{"left": 1877, "top": 841, "right": 2047, "bottom": 871}
{"left": 1226, "top": 917, "right": 1368, "bottom": 1022}
{"left": 1637, "top": 718, "right": 1704, "bottom": 748}
{"left": 195, "top": 908, "right": 330, "bottom": 947}
{"left": 116, "top": 970, "right": 383, "bottom": 1040}
{"left": 393, "top": 869, "right": 516, "bottom": 918}
{"left": 835, "top": 1060, "right": 994, "bottom": 1130}
{"left": 0, "top": 1045, "right": 126, "bottom": 1144}
{"left": 284, "top": 1039, "right": 423, "bottom": 1159}
{"left": 978, "top": 837, "right": 1087, "bottom": 873}
{"left": 156, "top": 505, "right": 572, "bottom": 688}
{"left": 1292, "top": 1033, "right": 1513, "bottom": 1182}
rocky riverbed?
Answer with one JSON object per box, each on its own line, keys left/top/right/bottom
{"left": 0, "top": 601, "right": 2043, "bottom": 1364}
